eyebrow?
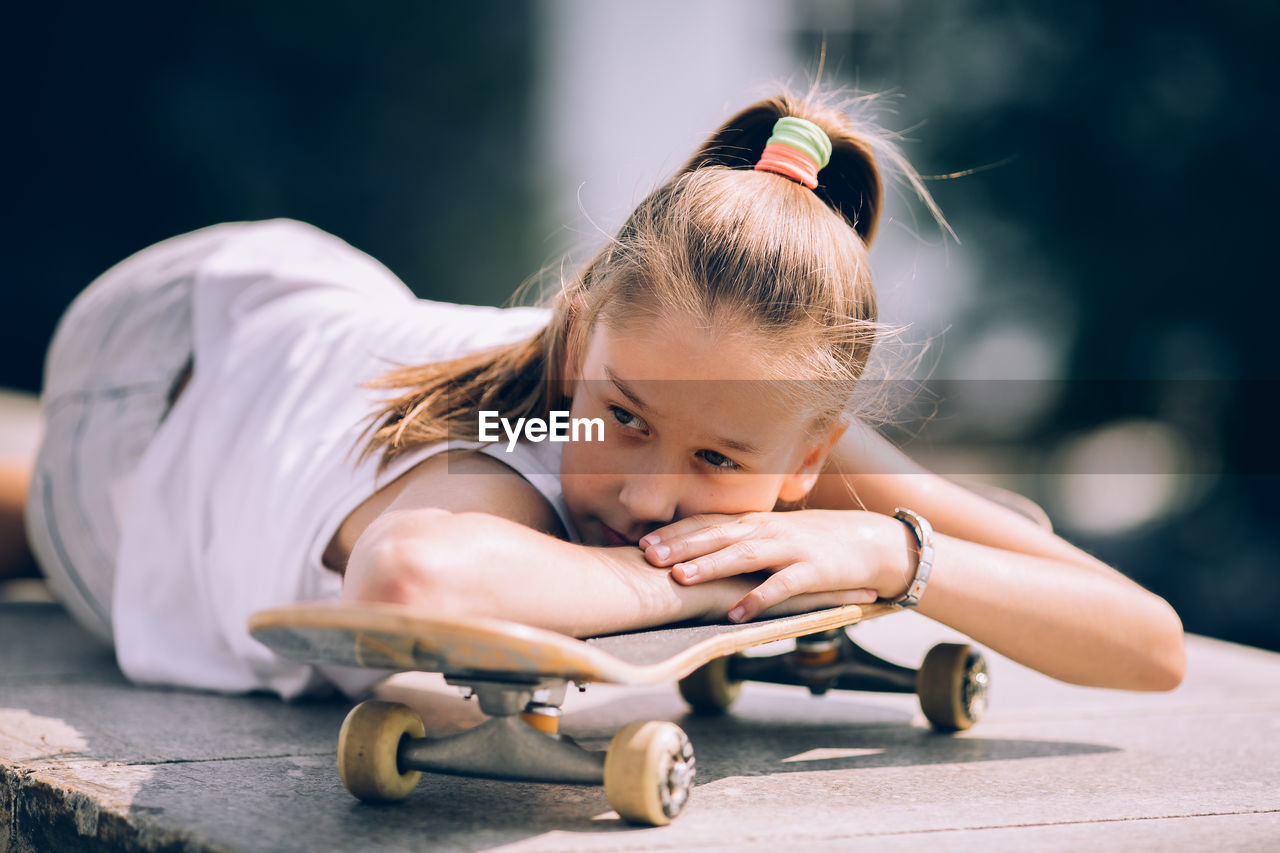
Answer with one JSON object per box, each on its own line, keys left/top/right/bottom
{"left": 603, "top": 365, "right": 763, "bottom": 457}
{"left": 604, "top": 365, "right": 651, "bottom": 413}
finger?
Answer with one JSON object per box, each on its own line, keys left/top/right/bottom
{"left": 725, "top": 563, "right": 816, "bottom": 621}
{"left": 645, "top": 514, "right": 767, "bottom": 566}
{"left": 728, "top": 571, "right": 877, "bottom": 622}
{"left": 641, "top": 514, "right": 735, "bottom": 564}
{"left": 751, "top": 587, "right": 878, "bottom": 620}
{"left": 670, "top": 536, "right": 791, "bottom": 584}
{"left": 732, "top": 587, "right": 879, "bottom": 622}
{"left": 639, "top": 513, "right": 749, "bottom": 550}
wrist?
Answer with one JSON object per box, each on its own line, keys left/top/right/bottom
{"left": 597, "top": 545, "right": 735, "bottom": 626}
{"left": 888, "top": 508, "right": 934, "bottom": 608}
{"left": 870, "top": 510, "right": 916, "bottom": 600}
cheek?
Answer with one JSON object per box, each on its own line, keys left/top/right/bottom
{"left": 680, "top": 475, "right": 788, "bottom": 516}
{"left": 560, "top": 432, "right": 614, "bottom": 477}
{"left": 558, "top": 434, "right": 618, "bottom": 509}
{"left": 561, "top": 394, "right": 623, "bottom": 479}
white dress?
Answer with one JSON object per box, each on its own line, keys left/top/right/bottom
{"left": 26, "top": 219, "right": 576, "bottom": 698}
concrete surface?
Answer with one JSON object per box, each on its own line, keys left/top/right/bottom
{"left": 2, "top": 595, "right": 1278, "bottom": 852}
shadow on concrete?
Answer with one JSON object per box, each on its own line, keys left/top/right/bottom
{"left": 677, "top": 710, "right": 1119, "bottom": 779}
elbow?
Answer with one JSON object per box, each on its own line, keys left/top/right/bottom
{"left": 342, "top": 508, "right": 475, "bottom": 614}
{"left": 1136, "top": 599, "right": 1187, "bottom": 692}
{"left": 1143, "top": 644, "right": 1186, "bottom": 693}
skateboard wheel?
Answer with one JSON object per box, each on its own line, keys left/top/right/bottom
{"left": 678, "top": 655, "right": 742, "bottom": 714}
{"left": 916, "top": 643, "right": 989, "bottom": 732}
{"left": 337, "top": 700, "right": 426, "bottom": 802}
{"left": 603, "top": 721, "right": 696, "bottom": 826}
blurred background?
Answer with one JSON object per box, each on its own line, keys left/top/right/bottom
{"left": 3, "top": 1, "right": 1277, "bottom": 650}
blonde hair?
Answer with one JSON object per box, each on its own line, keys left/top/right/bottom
{"left": 363, "top": 92, "right": 925, "bottom": 468}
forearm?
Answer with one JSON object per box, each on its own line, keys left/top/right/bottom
{"left": 645, "top": 503, "right": 1184, "bottom": 691}
{"left": 808, "top": 429, "right": 1185, "bottom": 689}
{"left": 342, "top": 508, "right": 754, "bottom": 636}
{"left": 909, "top": 530, "right": 1185, "bottom": 690}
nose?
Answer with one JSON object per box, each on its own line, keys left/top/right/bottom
{"left": 617, "top": 474, "right": 682, "bottom": 528}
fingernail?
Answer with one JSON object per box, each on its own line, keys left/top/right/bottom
{"left": 728, "top": 606, "right": 746, "bottom": 623}
{"left": 639, "top": 533, "right": 659, "bottom": 547}
{"left": 677, "top": 562, "right": 697, "bottom": 581}
{"left": 651, "top": 544, "right": 670, "bottom": 561}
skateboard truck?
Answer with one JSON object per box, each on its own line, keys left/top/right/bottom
{"left": 748, "top": 629, "right": 920, "bottom": 695}
{"left": 680, "top": 629, "right": 989, "bottom": 732}
{"left": 393, "top": 679, "right": 605, "bottom": 784}
{"left": 338, "top": 676, "right": 696, "bottom": 825}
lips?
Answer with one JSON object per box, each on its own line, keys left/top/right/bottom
{"left": 600, "top": 523, "right": 633, "bottom": 548}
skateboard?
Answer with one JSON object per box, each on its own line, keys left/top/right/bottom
{"left": 249, "top": 600, "right": 988, "bottom": 825}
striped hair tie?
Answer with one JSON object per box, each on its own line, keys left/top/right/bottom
{"left": 753, "top": 116, "right": 832, "bottom": 189}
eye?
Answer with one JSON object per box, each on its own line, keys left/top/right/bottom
{"left": 698, "top": 449, "right": 740, "bottom": 470}
{"left": 609, "top": 405, "right": 647, "bottom": 432}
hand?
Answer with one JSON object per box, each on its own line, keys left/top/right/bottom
{"left": 639, "top": 510, "right": 913, "bottom": 622}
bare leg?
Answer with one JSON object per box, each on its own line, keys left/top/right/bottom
{"left": 0, "top": 458, "right": 36, "bottom": 579}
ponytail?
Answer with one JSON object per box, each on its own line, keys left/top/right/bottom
{"left": 680, "top": 95, "right": 883, "bottom": 244}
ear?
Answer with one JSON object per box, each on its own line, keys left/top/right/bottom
{"left": 777, "top": 419, "right": 849, "bottom": 503}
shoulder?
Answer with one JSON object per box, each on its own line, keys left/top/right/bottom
{"left": 390, "top": 449, "right": 566, "bottom": 538}
{"left": 325, "top": 448, "right": 565, "bottom": 572}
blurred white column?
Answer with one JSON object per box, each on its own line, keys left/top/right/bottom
{"left": 533, "top": 0, "right": 796, "bottom": 253}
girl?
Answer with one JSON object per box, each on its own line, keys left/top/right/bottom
{"left": 20, "top": 93, "right": 1185, "bottom": 700}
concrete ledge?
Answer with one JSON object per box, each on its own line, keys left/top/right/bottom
{"left": 2, "top": 598, "right": 1277, "bottom": 852}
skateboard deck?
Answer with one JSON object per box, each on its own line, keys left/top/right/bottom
{"left": 249, "top": 599, "right": 900, "bottom": 686}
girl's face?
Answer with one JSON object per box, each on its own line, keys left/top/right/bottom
{"left": 560, "top": 313, "right": 840, "bottom": 547}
